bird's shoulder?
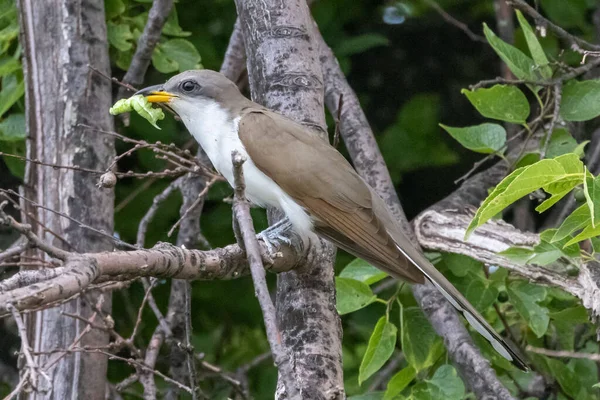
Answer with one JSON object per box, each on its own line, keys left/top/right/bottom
{"left": 237, "top": 109, "right": 371, "bottom": 210}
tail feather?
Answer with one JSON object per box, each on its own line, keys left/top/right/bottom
{"left": 393, "top": 241, "right": 529, "bottom": 371}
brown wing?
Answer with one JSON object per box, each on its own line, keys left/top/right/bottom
{"left": 237, "top": 109, "right": 529, "bottom": 371}
{"left": 238, "top": 109, "right": 424, "bottom": 283}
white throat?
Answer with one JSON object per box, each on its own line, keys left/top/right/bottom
{"left": 170, "top": 97, "right": 313, "bottom": 236}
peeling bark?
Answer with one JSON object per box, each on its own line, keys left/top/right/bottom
{"left": 16, "top": 0, "right": 115, "bottom": 397}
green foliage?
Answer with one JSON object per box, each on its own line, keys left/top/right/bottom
{"left": 440, "top": 123, "right": 506, "bottom": 154}
{"left": 0, "top": 0, "right": 24, "bottom": 178}
{"left": 359, "top": 317, "right": 397, "bottom": 385}
{"left": 400, "top": 306, "right": 444, "bottom": 372}
{"left": 560, "top": 80, "right": 600, "bottom": 121}
{"left": 483, "top": 23, "right": 537, "bottom": 81}
{"left": 466, "top": 154, "right": 584, "bottom": 236}
{"left": 507, "top": 281, "right": 550, "bottom": 337}
{"left": 461, "top": 85, "right": 530, "bottom": 123}
{"left": 384, "top": 366, "right": 415, "bottom": 400}
{"left": 105, "top": 3, "right": 201, "bottom": 73}
{"left": 380, "top": 93, "right": 458, "bottom": 183}
{"left": 340, "top": 258, "right": 388, "bottom": 285}
{"left": 336, "top": 277, "right": 377, "bottom": 315}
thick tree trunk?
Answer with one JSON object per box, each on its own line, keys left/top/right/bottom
{"left": 234, "top": 0, "right": 345, "bottom": 398}
{"left": 17, "top": 0, "right": 115, "bottom": 398}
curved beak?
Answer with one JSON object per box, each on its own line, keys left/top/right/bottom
{"left": 135, "top": 84, "right": 177, "bottom": 103}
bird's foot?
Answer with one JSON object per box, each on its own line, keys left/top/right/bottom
{"left": 257, "top": 218, "right": 294, "bottom": 257}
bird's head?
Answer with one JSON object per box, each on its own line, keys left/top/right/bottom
{"left": 135, "top": 69, "right": 245, "bottom": 120}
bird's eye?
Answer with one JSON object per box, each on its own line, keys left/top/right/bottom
{"left": 181, "top": 80, "right": 197, "bottom": 92}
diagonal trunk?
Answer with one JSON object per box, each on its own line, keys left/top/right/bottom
{"left": 17, "top": 0, "right": 115, "bottom": 398}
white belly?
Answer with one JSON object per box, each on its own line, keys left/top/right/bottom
{"left": 173, "top": 98, "right": 314, "bottom": 236}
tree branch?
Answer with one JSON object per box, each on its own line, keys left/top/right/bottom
{"left": 317, "top": 23, "right": 515, "bottom": 399}
{"left": 119, "top": 0, "right": 174, "bottom": 91}
{"left": 231, "top": 152, "right": 300, "bottom": 399}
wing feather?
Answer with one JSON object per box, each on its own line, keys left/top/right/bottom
{"left": 237, "top": 109, "right": 528, "bottom": 370}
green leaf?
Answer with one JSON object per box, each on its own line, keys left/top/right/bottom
{"left": 440, "top": 123, "right": 506, "bottom": 154}
{"left": 401, "top": 306, "right": 444, "bottom": 371}
{"left": 544, "top": 129, "right": 578, "bottom": 159}
{"left": 424, "top": 365, "right": 465, "bottom": 400}
{"left": 550, "top": 306, "right": 589, "bottom": 324}
{"left": 107, "top": 21, "right": 134, "bottom": 52}
{"left": 0, "top": 56, "right": 20, "bottom": 76}
{"left": 464, "top": 278, "right": 498, "bottom": 313}
{"left": 381, "top": 94, "right": 458, "bottom": 182}
{"left": 546, "top": 358, "right": 582, "bottom": 398}
{"left": 507, "top": 281, "right": 549, "bottom": 337}
{"left": 540, "top": 0, "right": 588, "bottom": 29}
{"left": 461, "top": 85, "right": 530, "bottom": 123}
{"left": 340, "top": 258, "right": 388, "bottom": 285}
{"left": 384, "top": 366, "right": 416, "bottom": 400}
{"left": 336, "top": 34, "right": 390, "bottom": 57}
{"left": 0, "top": 24, "right": 18, "bottom": 43}
{"left": 483, "top": 23, "right": 537, "bottom": 81}
{"left": 0, "top": 139, "right": 24, "bottom": 178}
{"left": 157, "top": 39, "right": 201, "bottom": 72}
{"left": 162, "top": 9, "right": 191, "bottom": 37}
{"left": 152, "top": 46, "right": 179, "bottom": 73}
{"left": 560, "top": 80, "right": 600, "bottom": 122}
{"left": 564, "top": 222, "right": 600, "bottom": 246}
{"left": 0, "top": 113, "right": 25, "bottom": 141}
{"left": 335, "top": 277, "right": 377, "bottom": 315}
{"left": 0, "top": 74, "right": 24, "bottom": 117}
{"left": 109, "top": 95, "right": 165, "bottom": 129}
{"left": 516, "top": 10, "right": 552, "bottom": 79}
{"left": 359, "top": 317, "right": 398, "bottom": 385}
{"left": 105, "top": 0, "right": 125, "bottom": 19}
{"left": 348, "top": 393, "right": 385, "bottom": 400}
{"left": 583, "top": 173, "right": 600, "bottom": 228}
{"left": 443, "top": 253, "right": 482, "bottom": 277}
{"left": 467, "top": 154, "right": 584, "bottom": 236}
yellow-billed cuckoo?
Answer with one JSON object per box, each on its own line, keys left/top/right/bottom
{"left": 137, "top": 70, "right": 528, "bottom": 371}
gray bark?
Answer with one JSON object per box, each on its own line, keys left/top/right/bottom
{"left": 16, "top": 0, "right": 115, "bottom": 398}
{"left": 234, "top": 1, "right": 344, "bottom": 398}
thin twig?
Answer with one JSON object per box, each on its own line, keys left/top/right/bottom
{"left": 137, "top": 181, "right": 179, "bottom": 247}
{"left": 507, "top": 0, "right": 600, "bottom": 51}
{"left": 8, "top": 303, "right": 51, "bottom": 392}
{"left": 526, "top": 346, "right": 600, "bottom": 361}
{"left": 3, "top": 189, "right": 137, "bottom": 250}
{"left": 230, "top": 151, "right": 300, "bottom": 399}
{"left": 130, "top": 279, "right": 157, "bottom": 341}
{"left": 425, "top": 0, "right": 487, "bottom": 43}
{"left": 333, "top": 94, "right": 343, "bottom": 148}
{"left": 120, "top": 0, "right": 174, "bottom": 90}
{"left": 167, "top": 177, "right": 218, "bottom": 237}
{"left": 540, "top": 82, "right": 562, "bottom": 159}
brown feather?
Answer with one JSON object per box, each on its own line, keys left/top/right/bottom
{"left": 237, "top": 108, "right": 528, "bottom": 371}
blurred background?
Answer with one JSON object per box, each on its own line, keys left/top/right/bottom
{"left": 1, "top": 0, "right": 599, "bottom": 398}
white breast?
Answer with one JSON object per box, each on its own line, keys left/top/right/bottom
{"left": 171, "top": 98, "right": 314, "bottom": 236}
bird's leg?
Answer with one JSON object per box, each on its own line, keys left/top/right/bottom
{"left": 257, "top": 218, "right": 295, "bottom": 255}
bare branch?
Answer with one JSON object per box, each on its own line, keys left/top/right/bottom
{"left": 119, "top": 0, "right": 175, "bottom": 93}
{"left": 526, "top": 346, "right": 600, "bottom": 361}
{"left": 507, "top": 0, "right": 600, "bottom": 51}
{"left": 231, "top": 151, "right": 299, "bottom": 399}
{"left": 424, "top": 0, "right": 487, "bottom": 43}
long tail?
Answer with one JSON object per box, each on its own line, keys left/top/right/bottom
{"left": 393, "top": 241, "right": 529, "bottom": 371}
